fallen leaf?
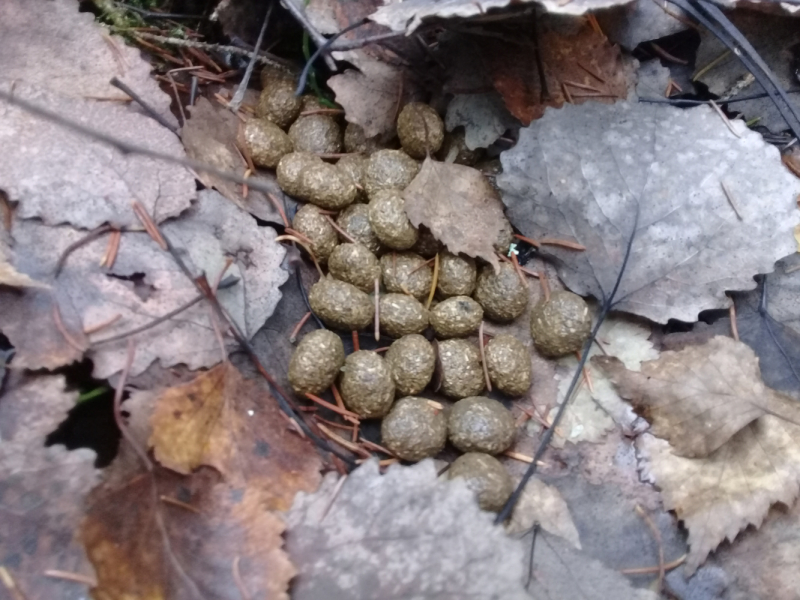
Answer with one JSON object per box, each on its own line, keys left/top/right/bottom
{"left": 404, "top": 158, "right": 507, "bottom": 270}
{"left": 285, "top": 459, "right": 656, "bottom": 599}
{"left": 596, "top": 336, "right": 800, "bottom": 458}
{"left": 507, "top": 477, "right": 581, "bottom": 550}
{"left": 637, "top": 418, "right": 800, "bottom": 574}
{"left": 548, "top": 315, "right": 657, "bottom": 448}
{"left": 181, "top": 97, "right": 287, "bottom": 223}
{"left": 480, "top": 23, "right": 633, "bottom": 125}
{"left": 0, "top": 240, "right": 48, "bottom": 288}
{"left": 0, "top": 0, "right": 194, "bottom": 229}
{"left": 370, "top": 0, "right": 637, "bottom": 34}
{"left": 0, "top": 374, "right": 99, "bottom": 600}
{"left": 596, "top": 0, "right": 689, "bottom": 50}
{"left": 729, "top": 254, "right": 800, "bottom": 397}
{"left": 499, "top": 101, "right": 800, "bottom": 324}
{"left": 82, "top": 359, "right": 322, "bottom": 600}
{"left": 445, "top": 93, "right": 519, "bottom": 150}
{"left": 0, "top": 190, "right": 288, "bottom": 377}
{"left": 149, "top": 362, "right": 322, "bottom": 510}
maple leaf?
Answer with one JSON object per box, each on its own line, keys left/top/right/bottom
{"left": 499, "top": 101, "right": 800, "bottom": 324}
{"left": 0, "top": 0, "right": 194, "bottom": 230}
{"left": 82, "top": 362, "right": 321, "bottom": 600}
{"left": 286, "top": 459, "right": 658, "bottom": 600}
{"left": 404, "top": 158, "right": 507, "bottom": 270}
{"left": 0, "top": 374, "right": 99, "bottom": 600}
{"left": 0, "top": 190, "right": 288, "bottom": 377}
{"left": 595, "top": 336, "right": 800, "bottom": 458}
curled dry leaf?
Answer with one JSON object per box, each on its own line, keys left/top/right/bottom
{"left": 0, "top": 190, "right": 288, "bottom": 377}
{"left": 638, "top": 420, "right": 800, "bottom": 575}
{"left": 0, "top": 374, "right": 99, "bottom": 600}
{"left": 595, "top": 336, "right": 800, "bottom": 458}
{"left": 404, "top": 158, "right": 506, "bottom": 270}
{"left": 507, "top": 476, "right": 581, "bottom": 550}
{"left": 499, "top": 101, "right": 800, "bottom": 324}
{"left": 0, "top": 0, "right": 194, "bottom": 230}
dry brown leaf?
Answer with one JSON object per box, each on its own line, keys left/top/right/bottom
{"left": 181, "top": 98, "right": 286, "bottom": 222}
{"left": 595, "top": 336, "right": 800, "bottom": 458}
{"left": 507, "top": 477, "right": 581, "bottom": 549}
{"left": 148, "top": 362, "right": 321, "bottom": 510}
{"left": 0, "top": 242, "right": 48, "bottom": 288}
{"left": 638, "top": 419, "right": 800, "bottom": 574}
{"left": 82, "top": 361, "right": 322, "bottom": 600}
{"left": 0, "top": 190, "right": 288, "bottom": 377}
{"left": 404, "top": 158, "right": 506, "bottom": 270}
{"left": 0, "top": 374, "right": 100, "bottom": 600}
{"left": 481, "top": 23, "right": 632, "bottom": 125}
{"left": 0, "top": 0, "right": 194, "bottom": 230}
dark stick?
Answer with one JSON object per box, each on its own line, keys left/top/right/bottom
{"left": 525, "top": 523, "right": 540, "bottom": 589}
{"left": 639, "top": 89, "right": 800, "bottom": 106}
{"left": 495, "top": 207, "right": 640, "bottom": 525}
{"left": 110, "top": 77, "right": 179, "bottom": 134}
{"left": 229, "top": 1, "right": 273, "bottom": 112}
{"left": 295, "top": 18, "right": 370, "bottom": 97}
{"left": 54, "top": 224, "right": 114, "bottom": 276}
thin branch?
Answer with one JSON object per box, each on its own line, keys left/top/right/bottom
{"left": 229, "top": 2, "right": 273, "bottom": 112}
{"left": 110, "top": 76, "right": 178, "bottom": 133}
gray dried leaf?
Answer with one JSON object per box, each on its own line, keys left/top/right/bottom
{"left": 596, "top": 0, "right": 689, "bottom": 50}
{"left": 0, "top": 190, "right": 288, "bottom": 377}
{"left": 0, "top": 0, "right": 194, "bottom": 229}
{"left": 285, "top": 459, "right": 657, "bottom": 600}
{"left": 445, "top": 93, "right": 518, "bottom": 150}
{"left": 499, "top": 101, "right": 800, "bottom": 324}
{"left": 370, "top": 0, "right": 636, "bottom": 33}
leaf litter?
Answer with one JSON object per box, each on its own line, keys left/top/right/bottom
{"left": 4, "top": 0, "right": 800, "bottom": 597}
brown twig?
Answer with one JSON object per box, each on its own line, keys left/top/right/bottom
{"left": 563, "top": 80, "right": 602, "bottom": 93}
{"left": 359, "top": 438, "right": 396, "bottom": 457}
{"left": 649, "top": 42, "right": 688, "bottom": 65}
{"left": 576, "top": 61, "right": 606, "bottom": 83}
{"left": 720, "top": 181, "right": 744, "bottom": 220}
{"left": 540, "top": 238, "right": 586, "bottom": 250}
{"left": 619, "top": 553, "right": 686, "bottom": 575}
{"left": 319, "top": 474, "right": 348, "bottom": 522}
{"left": 52, "top": 302, "right": 87, "bottom": 352}
{"left": 510, "top": 252, "right": 528, "bottom": 289}
{"left": 539, "top": 271, "right": 551, "bottom": 302}
{"left": 634, "top": 505, "right": 665, "bottom": 592}
{"left": 426, "top": 253, "right": 439, "bottom": 309}
{"left": 575, "top": 350, "right": 594, "bottom": 394}
{"left": 324, "top": 214, "right": 356, "bottom": 243}
{"left": 274, "top": 235, "right": 324, "bottom": 277}
{"left": 305, "top": 393, "right": 361, "bottom": 420}
{"left": 374, "top": 277, "right": 381, "bottom": 341}
{"left": 479, "top": 321, "right": 492, "bottom": 392}
{"left": 100, "top": 229, "right": 121, "bottom": 269}
{"left": 132, "top": 201, "right": 167, "bottom": 250}
{"left": 331, "top": 383, "right": 346, "bottom": 411}
{"left": 290, "top": 312, "right": 312, "bottom": 343}
{"left": 729, "top": 303, "right": 740, "bottom": 341}
{"left": 317, "top": 423, "right": 371, "bottom": 458}
{"left": 55, "top": 224, "right": 114, "bottom": 276}
{"left": 83, "top": 313, "right": 122, "bottom": 335}
{"left": 160, "top": 495, "right": 202, "bottom": 514}
{"left": 267, "top": 193, "right": 290, "bottom": 227}
{"left": 43, "top": 570, "right": 97, "bottom": 587}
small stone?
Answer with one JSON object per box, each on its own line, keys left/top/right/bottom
{"left": 474, "top": 263, "right": 528, "bottom": 322}
{"left": 381, "top": 396, "right": 446, "bottom": 461}
{"left": 277, "top": 152, "right": 356, "bottom": 209}
{"left": 448, "top": 452, "right": 513, "bottom": 512}
{"left": 379, "top": 294, "right": 429, "bottom": 338}
{"left": 288, "top": 329, "right": 345, "bottom": 396}
{"left": 384, "top": 334, "right": 435, "bottom": 396}
{"left": 328, "top": 243, "right": 380, "bottom": 293}
{"left": 256, "top": 77, "right": 302, "bottom": 129}
{"left": 437, "top": 339, "right": 484, "bottom": 399}
{"left": 291, "top": 204, "right": 338, "bottom": 265}
{"left": 447, "top": 396, "right": 514, "bottom": 455}
{"left": 529, "top": 291, "right": 592, "bottom": 357}
{"left": 242, "top": 118, "right": 293, "bottom": 169}
{"left": 369, "top": 190, "right": 419, "bottom": 250}
{"left": 339, "top": 350, "right": 395, "bottom": 418}
{"left": 430, "top": 296, "right": 483, "bottom": 338}
{"left": 308, "top": 276, "right": 374, "bottom": 331}
{"left": 397, "top": 102, "right": 445, "bottom": 159}
{"left": 484, "top": 334, "right": 531, "bottom": 397}
{"left": 336, "top": 204, "right": 382, "bottom": 254}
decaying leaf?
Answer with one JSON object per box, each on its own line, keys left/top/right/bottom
{"left": 82, "top": 359, "right": 322, "bottom": 600}
{"left": 637, "top": 418, "right": 800, "bottom": 574}
{"left": 507, "top": 477, "right": 581, "bottom": 550}
{"left": 729, "top": 254, "right": 800, "bottom": 397}
{"left": 370, "top": 0, "right": 636, "bottom": 34}
{"left": 0, "top": 190, "right": 288, "bottom": 377}
{"left": 480, "top": 24, "right": 633, "bottom": 125}
{"left": 499, "top": 101, "right": 800, "bottom": 324}
{"left": 596, "top": 0, "right": 688, "bottom": 50}
{"left": 548, "top": 315, "right": 656, "bottom": 448}
{"left": 596, "top": 336, "right": 800, "bottom": 458}
{"left": 286, "top": 459, "right": 655, "bottom": 600}
{"left": 149, "top": 362, "right": 322, "bottom": 510}
{"left": 181, "top": 97, "right": 286, "bottom": 222}
{"left": 0, "top": 0, "right": 195, "bottom": 229}
{"left": 404, "top": 158, "right": 506, "bottom": 270}
{"left": 445, "top": 93, "right": 519, "bottom": 150}
{"left": 0, "top": 374, "right": 99, "bottom": 600}
{"left": 0, "top": 241, "right": 48, "bottom": 288}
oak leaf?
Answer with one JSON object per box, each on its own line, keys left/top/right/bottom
{"left": 404, "top": 158, "right": 507, "bottom": 270}
{"left": 595, "top": 336, "right": 800, "bottom": 458}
